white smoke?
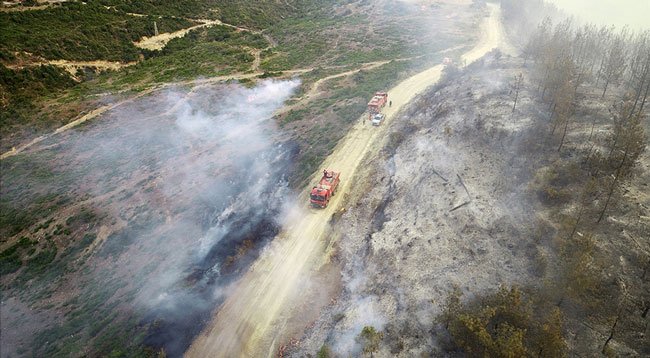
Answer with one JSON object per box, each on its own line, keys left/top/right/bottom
{"left": 131, "top": 79, "right": 302, "bottom": 306}
{"left": 50, "top": 78, "right": 301, "bottom": 356}
{"left": 331, "top": 295, "right": 387, "bottom": 356}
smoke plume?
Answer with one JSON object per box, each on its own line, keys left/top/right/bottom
{"left": 5, "top": 78, "right": 301, "bottom": 357}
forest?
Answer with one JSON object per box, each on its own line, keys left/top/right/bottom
{"left": 1, "top": 1, "right": 647, "bottom": 356}
{"left": 439, "top": 1, "right": 649, "bottom": 356}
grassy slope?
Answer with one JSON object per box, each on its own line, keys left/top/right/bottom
{"left": 0, "top": 1, "right": 331, "bottom": 150}
{"left": 0, "top": 3, "right": 194, "bottom": 62}
{"left": 98, "top": 25, "right": 269, "bottom": 89}
{"left": 0, "top": 1, "right": 469, "bottom": 149}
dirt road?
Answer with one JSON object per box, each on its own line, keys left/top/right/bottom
{"left": 4, "top": 59, "right": 136, "bottom": 74}
{"left": 133, "top": 19, "right": 221, "bottom": 51}
{"left": 133, "top": 18, "right": 267, "bottom": 51}
{"left": 186, "top": 3, "right": 513, "bottom": 357}
{"left": 0, "top": 63, "right": 372, "bottom": 160}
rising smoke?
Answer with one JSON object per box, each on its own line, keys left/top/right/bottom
{"left": 330, "top": 270, "right": 388, "bottom": 356}
{"left": 8, "top": 79, "right": 302, "bottom": 357}
{"left": 130, "top": 79, "right": 302, "bottom": 356}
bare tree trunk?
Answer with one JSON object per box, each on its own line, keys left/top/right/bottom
{"left": 598, "top": 147, "right": 629, "bottom": 223}
{"left": 512, "top": 74, "right": 523, "bottom": 112}
{"left": 595, "top": 55, "right": 607, "bottom": 86}
{"left": 551, "top": 103, "right": 557, "bottom": 118}
{"left": 585, "top": 143, "right": 597, "bottom": 170}
{"left": 598, "top": 174, "right": 618, "bottom": 223}
{"left": 541, "top": 67, "right": 553, "bottom": 100}
{"left": 568, "top": 204, "right": 585, "bottom": 240}
{"left": 549, "top": 103, "right": 559, "bottom": 134}
{"left": 558, "top": 117, "right": 570, "bottom": 151}
{"left": 602, "top": 78, "right": 610, "bottom": 99}
{"left": 638, "top": 76, "right": 650, "bottom": 115}
{"left": 574, "top": 72, "right": 582, "bottom": 92}
{"left": 523, "top": 50, "right": 530, "bottom": 66}
{"left": 551, "top": 116, "right": 560, "bottom": 135}
{"left": 602, "top": 313, "right": 620, "bottom": 354}
{"left": 631, "top": 79, "right": 643, "bottom": 116}
{"left": 607, "top": 129, "right": 621, "bottom": 160}
{"left": 630, "top": 62, "right": 649, "bottom": 115}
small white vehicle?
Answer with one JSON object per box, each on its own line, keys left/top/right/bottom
{"left": 371, "top": 113, "right": 385, "bottom": 126}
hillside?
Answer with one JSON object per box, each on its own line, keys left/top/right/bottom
{"left": 0, "top": 1, "right": 481, "bottom": 357}
{"left": 0, "top": 0, "right": 473, "bottom": 155}
{"left": 1, "top": 1, "right": 647, "bottom": 357}
{"left": 292, "top": 51, "right": 649, "bottom": 356}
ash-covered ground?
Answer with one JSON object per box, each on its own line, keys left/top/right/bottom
{"left": 292, "top": 49, "right": 650, "bottom": 356}
{"left": 291, "top": 51, "right": 548, "bottom": 357}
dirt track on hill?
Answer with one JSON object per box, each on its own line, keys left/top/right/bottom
{"left": 133, "top": 18, "right": 269, "bottom": 51}
{"left": 4, "top": 59, "right": 136, "bottom": 74}
{"left": 0, "top": 54, "right": 444, "bottom": 160}
{"left": 133, "top": 19, "right": 220, "bottom": 51}
{"left": 185, "top": 3, "right": 513, "bottom": 357}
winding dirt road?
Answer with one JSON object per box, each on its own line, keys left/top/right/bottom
{"left": 133, "top": 17, "right": 270, "bottom": 51}
{"left": 0, "top": 62, "right": 379, "bottom": 160}
{"left": 186, "top": 3, "right": 514, "bottom": 357}
{"left": 4, "top": 59, "right": 136, "bottom": 74}
{"left": 133, "top": 19, "right": 220, "bottom": 51}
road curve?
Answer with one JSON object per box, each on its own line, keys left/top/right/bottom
{"left": 186, "top": 3, "right": 512, "bottom": 357}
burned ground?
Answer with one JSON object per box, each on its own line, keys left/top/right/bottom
{"left": 292, "top": 52, "right": 649, "bottom": 356}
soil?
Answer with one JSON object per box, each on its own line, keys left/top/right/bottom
{"left": 133, "top": 18, "right": 268, "bottom": 52}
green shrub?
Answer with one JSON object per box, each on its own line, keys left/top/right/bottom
{"left": 317, "top": 344, "right": 331, "bottom": 358}
{"left": 0, "top": 237, "right": 36, "bottom": 274}
{"left": 441, "top": 286, "right": 567, "bottom": 357}
{"left": 358, "top": 326, "right": 384, "bottom": 355}
{"left": 65, "top": 207, "right": 98, "bottom": 227}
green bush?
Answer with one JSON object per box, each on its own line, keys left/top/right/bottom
{"left": 441, "top": 286, "right": 567, "bottom": 357}
{"left": 0, "top": 237, "right": 36, "bottom": 275}
{"left": 96, "top": 0, "right": 217, "bottom": 19}
{"left": 358, "top": 326, "right": 384, "bottom": 355}
{"left": 317, "top": 344, "right": 331, "bottom": 358}
{"left": 65, "top": 207, "right": 98, "bottom": 227}
{"left": 0, "top": 64, "right": 76, "bottom": 144}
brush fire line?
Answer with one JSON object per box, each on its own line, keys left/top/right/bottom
{"left": 309, "top": 169, "right": 340, "bottom": 208}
